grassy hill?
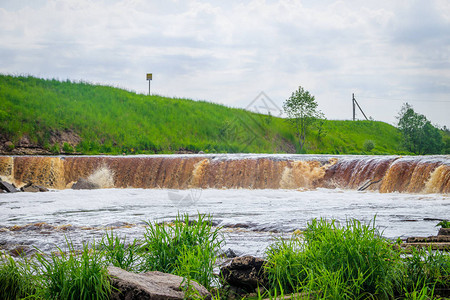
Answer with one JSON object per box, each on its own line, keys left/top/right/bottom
{"left": 0, "top": 75, "right": 407, "bottom": 155}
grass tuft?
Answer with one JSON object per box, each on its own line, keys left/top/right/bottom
{"left": 34, "top": 239, "right": 111, "bottom": 300}
{"left": 0, "top": 256, "right": 36, "bottom": 300}
{"left": 140, "top": 213, "right": 223, "bottom": 289}
{"left": 265, "top": 218, "right": 404, "bottom": 299}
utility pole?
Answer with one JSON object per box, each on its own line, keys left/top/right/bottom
{"left": 352, "top": 93, "right": 369, "bottom": 121}
{"left": 352, "top": 93, "right": 356, "bottom": 121}
{"left": 146, "top": 73, "right": 152, "bottom": 95}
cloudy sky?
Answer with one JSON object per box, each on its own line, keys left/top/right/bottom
{"left": 1, "top": 0, "right": 449, "bottom": 127}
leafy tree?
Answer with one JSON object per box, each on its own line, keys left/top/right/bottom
{"left": 397, "top": 103, "right": 443, "bottom": 154}
{"left": 363, "top": 140, "right": 375, "bottom": 152}
{"left": 283, "top": 86, "right": 324, "bottom": 152}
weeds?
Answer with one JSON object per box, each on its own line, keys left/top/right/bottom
{"left": 0, "top": 256, "right": 36, "bottom": 300}
{"left": 403, "top": 246, "right": 450, "bottom": 294}
{"left": 265, "top": 218, "right": 405, "bottom": 299}
{"left": 34, "top": 239, "right": 111, "bottom": 300}
{"left": 98, "top": 230, "right": 140, "bottom": 271}
{"left": 141, "top": 213, "right": 223, "bottom": 289}
{"left": 436, "top": 220, "right": 450, "bottom": 228}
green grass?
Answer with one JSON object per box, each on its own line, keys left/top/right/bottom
{"left": 0, "top": 256, "right": 36, "bottom": 300}
{"left": 140, "top": 213, "right": 223, "bottom": 289}
{"left": 263, "top": 218, "right": 449, "bottom": 299}
{"left": 98, "top": 230, "right": 140, "bottom": 272}
{"left": 0, "top": 215, "right": 448, "bottom": 299}
{"left": 0, "top": 74, "right": 411, "bottom": 154}
{"left": 34, "top": 239, "right": 111, "bottom": 300}
{"left": 0, "top": 213, "right": 223, "bottom": 299}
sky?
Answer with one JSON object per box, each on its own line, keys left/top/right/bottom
{"left": 1, "top": 0, "right": 449, "bottom": 128}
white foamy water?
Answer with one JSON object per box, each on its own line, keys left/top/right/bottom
{"left": 0, "top": 188, "right": 448, "bottom": 256}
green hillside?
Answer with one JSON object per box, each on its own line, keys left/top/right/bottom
{"left": 0, "top": 75, "right": 405, "bottom": 155}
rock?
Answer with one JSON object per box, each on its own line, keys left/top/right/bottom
{"left": 9, "top": 245, "right": 35, "bottom": 257}
{"left": 4, "top": 141, "right": 13, "bottom": 150}
{"left": 220, "top": 256, "right": 267, "bottom": 292}
{"left": 72, "top": 178, "right": 99, "bottom": 190}
{"left": 223, "top": 248, "right": 237, "bottom": 258}
{"left": 108, "top": 266, "right": 212, "bottom": 300}
{"left": 406, "top": 236, "right": 450, "bottom": 243}
{"left": 438, "top": 228, "right": 450, "bottom": 236}
{"left": 0, "top": 180, "right": 19, "bottom": 193}
{"left": 20, "top": 182, "right": 49, "bottom": 193}
{"left": 198, "top": 151, "right": 205, "bottom": 154}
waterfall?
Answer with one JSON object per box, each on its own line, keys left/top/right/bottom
{"left": 1, "top": 155, "right": 449, "bottom": 193}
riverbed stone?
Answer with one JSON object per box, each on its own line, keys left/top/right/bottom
{"left": 220, "top": 256, "right": 267, "bottom": 292}
{"left": 108, "top": 266, "right": 212, "bottom": 300}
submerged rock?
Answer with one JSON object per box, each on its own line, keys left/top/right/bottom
{"left": 72, "top": 178, "right": 100, "bottom": 190}
{"left": 223, "top": 248, "right": 238, "bottom": 258}
{"left": 220, "top": 256, "right": 267, "bottom": 293}
{"left": 108, "top": 266, "right": 211, "bottom": 300}
{"left": 9, "top": 245, "right": 36, "bottom": 257}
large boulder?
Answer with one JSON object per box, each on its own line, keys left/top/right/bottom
{"left": 20, "top": 182, "right": 49, "bottom": 193}
{"left": 72, "top": 178, "right": 99, "bottom": 190}
{"left": 0, "top": 180, "right": 19, "bottom": 193}
{"left": 220, "top": 256, "right": 267, "bottom": 293}
{"left": 108, "top": 266, "right": 211, "bottom": 300}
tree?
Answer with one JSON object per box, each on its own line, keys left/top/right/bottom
{"left": 283, "top": 86, "right": 324, "bottom": 152}
{"left": 397, "top": 103, "right": 443, "bottom": 154}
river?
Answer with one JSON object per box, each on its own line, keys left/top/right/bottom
{"left": 1, "top": 187, "right": 448, "bottom": 257}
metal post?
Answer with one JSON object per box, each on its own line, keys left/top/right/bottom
{"left": 352, "top": 93, "right": 355, "bottom": 121}
{"left": 146, "top": 73, "right": 152, "bottom": 96}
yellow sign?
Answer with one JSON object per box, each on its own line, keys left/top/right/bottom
{"left": 146, "top": 73, "right": 152, "bottom": 80}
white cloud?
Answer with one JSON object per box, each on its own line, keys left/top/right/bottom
{"left": 0, "top": 0, "right": 449, "bottom": 127}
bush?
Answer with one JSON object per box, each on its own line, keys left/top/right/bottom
{"left": 363, "top": 140, "right": 375, "bottom": 152}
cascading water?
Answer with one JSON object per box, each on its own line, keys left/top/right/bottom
{"left": 1, "top": 154, "right": 449, "bottom": 193}
{"left": 1, "top": 154, "right": 449, "bottom": 257}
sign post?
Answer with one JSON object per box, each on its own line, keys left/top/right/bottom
{"left": 146, "top": 73, "right": 152, "bottom": 95}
